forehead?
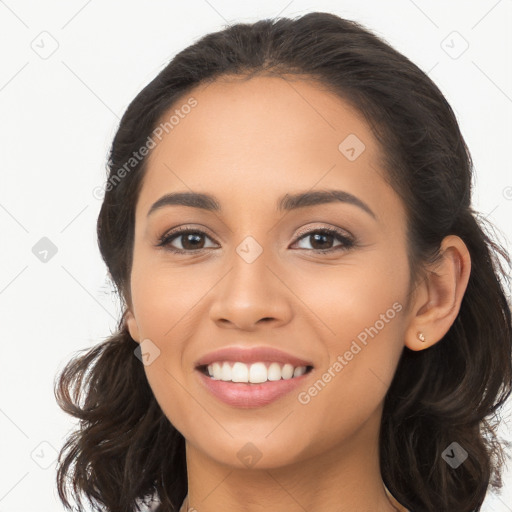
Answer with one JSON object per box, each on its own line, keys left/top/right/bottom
{"left": 137, "top": 75, "right": 402, "bottom": 222}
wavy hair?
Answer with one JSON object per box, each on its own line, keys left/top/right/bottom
{"left": 54, "top": 12, "right": 512, "bottom": 512}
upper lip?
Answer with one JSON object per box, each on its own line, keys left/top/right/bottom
{"left": 194, "top": 346, "right": 314, "bottom": 368}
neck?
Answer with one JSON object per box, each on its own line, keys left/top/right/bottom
{"left": 183, "top": 406, "right": 404, "bottom": 512}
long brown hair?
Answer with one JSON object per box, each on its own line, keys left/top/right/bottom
{"left": 54, "top": 12, "right": 512, "bottom": 512}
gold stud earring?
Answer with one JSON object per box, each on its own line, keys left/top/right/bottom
{"left": 417, "top": 331, "right": 426, "bottom": 342}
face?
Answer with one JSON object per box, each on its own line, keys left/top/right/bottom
{"left": 126, "top": 75, "right": 413, "bottom": 469}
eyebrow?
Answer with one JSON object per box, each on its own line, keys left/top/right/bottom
{"left": 147, "top": 189, "right": 376, "bottom": 219}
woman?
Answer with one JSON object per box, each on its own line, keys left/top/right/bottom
{"left": 55, "top": 12, "right": 512, "bottom": 512}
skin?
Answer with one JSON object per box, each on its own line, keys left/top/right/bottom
{"left": 125, "top": 75, "right": 471, "bottom": 512}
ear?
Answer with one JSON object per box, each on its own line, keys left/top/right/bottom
{"left": 405, "top": 235, "right": 471, "bottom": 351}
{"left": 125, "top": 309, "right": 141, "bottom": 343}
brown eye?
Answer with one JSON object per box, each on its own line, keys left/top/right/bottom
{"left": 176, "top": 232, "right": 206, "bottom": 250}
{"left": 157, "top": 229, "right": 218, "bottom": 253}
{"left": 292, "top": 228, "right": 355, "bottom": 253}
{"left": 306, "top": 232, "right": 336, "bottom": 250}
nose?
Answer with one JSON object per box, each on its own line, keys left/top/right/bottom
{"left": 209, "top": 246, "right": 293, "bottom": 331}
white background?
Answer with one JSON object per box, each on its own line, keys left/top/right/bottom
{"left": 0, "top": 1, "right": 511, "bottom": 510}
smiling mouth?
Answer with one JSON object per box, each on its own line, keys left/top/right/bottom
{"left": 197, "top": 362, "right": 314, "bottom": 384}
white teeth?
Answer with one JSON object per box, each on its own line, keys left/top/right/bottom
{"left": 249, "top": 362, "right": 267, "bottom": 383}
{"left": 205, "top": 361, "right": 309, "bottom": 383}
{"left": 220, "top": 362, "right": 231, "bottom": 381}
{"left": 267, "top": 362, "right": 282, "bottom": 381}
{"left": 281, "top": 363, "right": 294, "bottom": 380}
{"left": 211, "top": 362, "right": 222, "bottom": 379}
{"left": 231, "top": 362, "right": 249, "bottom": 382}
{"left": 293, "top": 366, "right": 306, "bottom": 377}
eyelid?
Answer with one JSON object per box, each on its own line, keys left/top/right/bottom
{"left": 290, "top": 225, "right": 355, "bottom": 253}
{"left": 159, "top": 224, "right": 217, "bottom": 239}
{"left": 157, "top": 224, "right": 220, "bottom": 248}
{"left": 293, "top": 223, "right": 353, "bottom": 241}
{"left": 156, "top": 223, "right": 355, "bottom": 253}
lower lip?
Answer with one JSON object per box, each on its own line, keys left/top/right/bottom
{"left": 196, "top": 369, "right": 313, "bottom": 408}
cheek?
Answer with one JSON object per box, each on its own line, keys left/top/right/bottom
{"left": 290, "top": 249, "right": 408, "bottom": 418}
{"left": 290, "top": 248, "right": 408, "bottom": 347}
{"left": 129, "top": 258, "right": 219, "bottom": 425}
{"left": 129, "top": 263, "right": 203, "bottom": 433}
{"left": 130, "top": 258, "right": 211, "bottom": 338}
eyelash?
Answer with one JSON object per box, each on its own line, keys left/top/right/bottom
{"left": 156, "top": 226, "right": 356, "bottom": 255}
